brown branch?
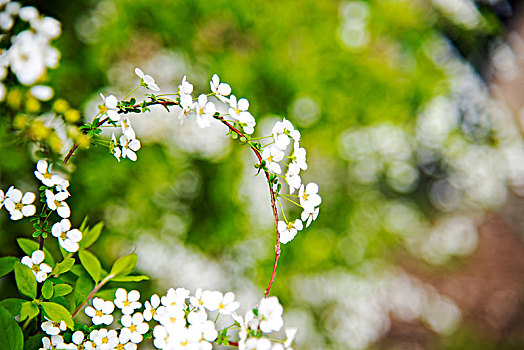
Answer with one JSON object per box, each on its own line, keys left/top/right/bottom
{"left": 71, "top": 274, "right": 114, "bottom": 318}
{"left": 214, "top": 116, "right": 281, "bottom": 298}
{"left": 62, "top": 99, "right": 282, "bottom": 297}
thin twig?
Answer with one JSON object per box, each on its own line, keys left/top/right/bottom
{"left": 71, "top": 274, "right": 114, "bottom": 318}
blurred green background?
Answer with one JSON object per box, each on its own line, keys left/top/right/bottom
{"left": 2, "top": 0, "right": 524, "bottom": 348}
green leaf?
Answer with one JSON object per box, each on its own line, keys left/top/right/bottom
{"left": 23, "top": 334, "right": 45, "bottom": 350}
{"left": 53, "top": 284, "right": 73, "bottom": 297}
{"left": 14, "top": 262, "right": 36, "bottom": 299}
{"left": 40, "top": 302, "right": 74, "bottom": 330}
{"left": 0, "top": 306, "right": 23, "bottom": 350}
{"left": 109, "top": 253, "right": 137, "bottom": 278}
{"left": 78, "top": 250, "right": 101, "bottom": 283}
{"left": 0, "top": 257, "right": 18, "bottom": 278}
{"left": 74, "top": 274, "right": 93, "bottom": 307}
{"left": 80, "top": 222, "right": 104, "bottom": 249}
{"left": 110, "top": 274, "right": 150, "bottom": 282}
{"left": 41, "top": 280, "right": 54, "bottom": 299}
{"left": 19, "top": 301, "right": 39, "bottom": 322}
{"left": 78, "top": 216, "right": 89, "bottom": 232}
{"left": 56, "top": 258, "right": 75, "bottom": 275}
{"left": 16, "top": 238, "right": 55, "bottom": 266}
{"left": 0, "top": 299, "right": 24, "bottom": 317}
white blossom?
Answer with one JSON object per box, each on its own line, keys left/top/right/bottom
{"left": 119, "top": 134, "right": 141, "bottom": 161}
{"left": 90, "top": 328, "right": 119, "bottom": 350}
{"left": 210, "top": 74, "right": 231, "bottom": 103}
{"left": 4, "top": 186, "right": 36, "bottom": 220}
{"left": 84, "top": 298, "right": 114, "bottom": 325}
{"left": 120, "top": 117, "right": 136, "bottom": 139}
{"left": 115, "top": 288, "right": 142, "bottom": 315}
{"left": 119, "top": 312, "right": 149, "bottom": 344}
{"left": 45, "top": 189, "right": 70, "bottom": 218}
{"left": 195, "top": 94, "right": 216, "bottom": 129}
{"left": 278, "top": 219, "right": 303, "bottom": 244}
{"left": 51, "top": 219, "right": 82, "bottom": 252}
{"left": 99, "top": 94, "right": 119, "bottom": 121}
{"left": 262, "top": 146, "right": 285, "bottom": 174}
{"left": 135, "top": 67, "right": 160, "bottom": 91}
{"left": 229, "top": 95, "right": 256, "bottom": 134}
{"left": 111, "top": 132, "right": 121, "bottom": 162}
{"left": 41, "top": 318, "right": 66, "bottom": 336}
{"left": 272, "top": 119, "right": 300, "bottom": 150}
{"left": 143, "top": 294, "right": 161, "bottom": 321}
{"left": 301, "top": 207, "right": 319, "bottom": 228}
{"left": 298, "top": 183, "right": 322, "bottom": 213}
{"left": 21, "top": 250, "right": 52, "bottom": 283}
{"left": 284, "top": 163, "right": 302, "bottom": 194}
{"left": 258, "top": 296, "right": 284, "bottom": 333}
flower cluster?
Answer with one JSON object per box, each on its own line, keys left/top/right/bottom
{"left": 97, "top": 71, "right": 322, "bottom": 246}
{"left": 39, "top": 288, "right": 295, "bottom": 350}
{"left": 0, "top": 186, "right": 36, "bottom": 220}
{"left": 0, "top": 1, "right": 61, "bottom": 100}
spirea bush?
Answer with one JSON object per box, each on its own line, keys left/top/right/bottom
{"left": 0, "top": 2, "right": 321, "bottom": 349}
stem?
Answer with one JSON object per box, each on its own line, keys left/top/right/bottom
{"left": 122, "top": 85, "right": 140, "bottom": 101}
{"left": 213, "top": 115, "right": 281, "bottom": 298}
{"left": 36, "top": 235, "right": 44, "bottom": 327}
{"left": 276, "top": 198, "right": 289, "bottom": 223}
{"left": 278, "top": 196, "right": 302, "bottom": 209}
{"left": 71, "top": 274, "right": 114, "bottom": 318}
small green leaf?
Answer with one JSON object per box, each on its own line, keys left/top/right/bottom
{"left": 78, "top": 250, "right": 101, "bottom": 283}
{"left": 78, "top": 217, "right": 89, "bottom": 232}
{"left": 0, "top": 257, "right": 18, "bottom": 278}
{"left": 53, "top": 284, "right": 73, "bottom": 297}
{"left": 79, "top": 222, "right": 104, "bottom": 249}
{"left": 74, "top": 274, "right": 93, "bottom": 307}
{"left": 19, "top": 301, "right": 39, "bottom": 322}
{"left": 0, "top": 306, "right": 24, "bottom": 350}
{"left": 14, "top": 262, "right": 36, "bottom": 299}
{"left": 16, "top": 238, "right": 55, "bottom": 266}
{"left": 41, "top": 280, "right": 54, "bottom": 299}
{"left": 109, "top": 253, "right": 137, "bottom": 278}
{"left": 110, "top": 275, "right": 150, "bottom": 282}
{"left": 23, "top": 334, "right": 45, "bottom": 350}
{"left": 40, "top": 302, "right": 74, "bottom": 330}
{"left": 0, "top": 299, "right": 24, "bottom": 317}
{"left": 56, "top": 258, "right": 75, "bottom": 275}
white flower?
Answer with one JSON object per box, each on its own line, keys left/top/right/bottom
{"left": 8, "top": 31, "right": 50, "bottom": 85}
{"left": 178, "top": 93, "right": 195, "bottom": 124}
{"left": 195, "top": 94, "right": 216, "bottom": 129}
{"left": 199, "top": 290, "right": 222, "bottom": 311}
{"left": 153, "top": 325, "right": 170, "bottom": 349}
{"left": 54, "top": 176, "right": 70, "bottom": 197}
{"left": 301, "top": 207, "right": 319, "bottom": 228}
{"left": 4, "top": 186, "right": 36, "bottom": 220}
{"left": 262, "top": 146, "right": 285, "bottom": 174}
{"left": 161, "top": 288, "right": 190, "bottom": 310}
{"left": 30, "top": 85, "right": 54, "bottom": 101}
{"left": 284, "top": 328, "right": 297, "bottom": 348}
{"left": 84, "top": 298, "right": 114, "bottom": 325}
{"left": 119, "top": 312, "right": 149, "bottom": 344}
{"left": 111, "top": 132, "right": 121, "bottom": 162}
{"left": 278, "top": 220, "right": 303, "bottom": 244}
{"left": 272, "top": 119, "right": 300, "bottom": 150}
{"left": 40, "top": 335, "right": 65, "bottom": 350}
{"left": 99, "top": 94, "right": 119, "bottom": 121}
{"left": 290, "top": 144, "right": 307, "bottom": 170}
{"left": 119, "top": 134, "right": 141, "bottom": 161}
{"left": 218, "top": 292, "right": 240, "bottom": 315}
{"left": 120, "top": 117, "right": 136, "bottom": 139}
{"left": 189, "top": 288, "right": 206, "bottom": 310}
{"left": 34, "top": 160, "right": 62, "bottom": 187}
{"left": 284, "top": 163, "right": 301, "bottom": 194}
{"left": 143, "top": 294, "right": 161, "bottom": 321}
{"left": 45, "top": 189, "right": 70, "bottom": 218}
{"left": 135, "top": 67, "right": 160, "bottom": 91}
{"left": 258, "top": 296, "right": 284, "bottom": 333}
{"left": 115, "top": 288, "right": 141, "bottom": 315}
{"left": 298, "top": 183, "right": 321, "bottom": 213}
{"left": 229, "top": 95, "right": 256, "bottom": 134}
{"left": 21, "top": 250, "right": 52, "bottom": 283}
{"left": 91, "top": 328, "right": 119, "bottom": 350}
{"left": 178, "top": 75, "right": 193, "bottom": 96}
{"left": 41, "top": 318, "right": 66, "bottom": 335}
{"left": 51, "top": 219, "right": 82, "bottom": 252}
{"left": 245, "top": 337, "right": 272, "bottom": 350}
{"left": 210, "top": 74, "right": 232, "bottom": 103}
